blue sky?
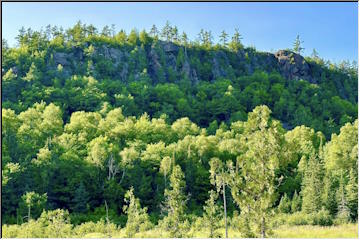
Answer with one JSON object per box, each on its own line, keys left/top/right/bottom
{"left": 2, "top": 2, "right": 358, "bottom": 63}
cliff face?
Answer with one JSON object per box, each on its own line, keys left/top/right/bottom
{"left": 50, "top": 40, "right": 316, "bottom": 85}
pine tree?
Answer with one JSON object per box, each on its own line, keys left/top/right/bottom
{"left": 160, "top": 165, "right": 189, "bottom": 237}
{"left": 293, "top": 35, "right": 304, "bottom": 54}
{"left": 322, "top": 173, "right": 337, "bottom": 215}
{"left": 161, "top": 21, "right": 172, "bottom": 42}
{"left": 345, "top": 168, "right": 358, "bottom": 221}
{"left": 278, "top": 193, "right": 291, "bottom": 213}
{"left": 336, "top": 172, "right": 350, "bottom": 223}
{"left": 229, "top": 106, "right": 285, "bottom": 238}
{"left": 219, "top": 30, "right": 229, "bottom": 47}
{"left": 149, "top": 24, "right": 159, "bottom": 39}
{"left": 229, "top": 28, "right": 243, "bottom": 52}
{"left": 123, "top": 187, "right": 152, "bottom": 237}
{"left": 291, "top": 190, "right": 301, "bottom": 213}
{"left": 301, "top": 154, "right": 323, "bottom": 214}
{"left": 72, "top": 182, "right": 89, "bottom": 213}
{"left": 202, "top": 190, "right": 222, "bottom": 238}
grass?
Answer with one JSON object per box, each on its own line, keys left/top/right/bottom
{"left": 128, "top": 223, "right": 359, "bottom": 238}
{"left": 3, "top": 223, "right": 358, "bottom": 238}
{"left": 273, "top": 223, "right": 358, "bottom": 238}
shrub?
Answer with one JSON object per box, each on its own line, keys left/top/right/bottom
{"left": 73, "top": 219, "right": 119, "bottom": 237}
{"left": 2, "top": 224, "right": 20, "bottom": 238}
{"left": 311, "top": 208, "right": 333, "bottom": 226}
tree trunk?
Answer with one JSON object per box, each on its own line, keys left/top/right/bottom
{"left": 28, "top": 205, "right": 31, "bottom": 221}
{"left": 119, "top": 169, "right": 126, "bottom": 185}
{"left": 223, "top": 181, "right": 228, "bottom": 238}
{"left": 261, "top": 216, "right": 266, "bottom": 238}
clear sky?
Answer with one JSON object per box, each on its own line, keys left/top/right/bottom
{"left": 2, "top": 2, "right": 358, "bottom": 63}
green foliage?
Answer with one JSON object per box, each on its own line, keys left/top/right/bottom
{"left": 19, "top": 192, "right": 47, "bottom": 221}
{"left": 291, "top": 191, "right": 302, "bottom": 213}
{"left": 123, "top": 187, "right": 153, "bottom": 237}
{"left": 201, "top": 190, "right": 223, "bottom": 237}
{"left": 301, "top": 154, "right": 323, "bottom": 214}
{"left": 1, "top": 22, "right": 358, "bottom": 236}
{"left": 160, "top": 165, "right": 190, "bottom": 238}
{"left": 278, "top": 193, "right": 291, "bottom": 213}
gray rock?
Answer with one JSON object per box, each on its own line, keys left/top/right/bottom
{"left": 274, "top": 50, "right": 314, "bottom": 82}
{"left": 53, "top": 52, "right": 72, "bottom": 66}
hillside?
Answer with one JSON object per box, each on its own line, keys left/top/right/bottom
{"left": 2, "top": 23, "right": 358, "bottom": 138}
{"left": 2, "top": 22, "right": 358, "bottom": 238}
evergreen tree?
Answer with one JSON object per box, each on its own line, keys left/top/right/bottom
{"left": 301, "top": 154, "right": 323, "bottom": 214}
{"left": 161, "top": 21, "right": 172, "bottom": 42}
{"left": 293, "top": 35, "right": 304, "bottom": 54}
{"left": 202, "top": 190, "right": 222, "bottom": 238}
{"left": 345, "top": 168, "right": 358, "bottom": 221}
{"left": 278, "top": 193, "right": 291, "bottom": 213}
{"left": 229, "top": 106, "right": 285, "bottom": 238}
{"left": 160, "top": 165, "right": 189, "bottom": 237}
{"left": 291, "top": 190, "right": 301, "bottom": 213}
{"left": 123, "top": 187, "right": 152, "bottom": 237}
{"left": 149, "top": 24, "right": 159, "bottom": 39}
{"left": 229, "top": 28, "right": 243, "bottom": 51}
{"left": 219, "top": 30, "right": 229, "bottom": 47}
{"left": 336, "top": 172, "right": 350, "bottom": 223}
{"left": 322, "top": 173, "right": 337, "bottom": 215}
{"left": 72, "top": 182, "right": 89, "bottom": 213}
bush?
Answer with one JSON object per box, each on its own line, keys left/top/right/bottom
{"left": 273, "top": 209, "right": 333, "bottom": 227}
{"left": 287, "top": 212, "right": 311, "bottom": 226}
{"left": 311, "top": 208, "right": 333, "bottom": 226}
{"left": 73, "top": 219, "right": 119, "bottom": 237}
{"left": 2, "top": 224, "right": 20, "bottom": 238}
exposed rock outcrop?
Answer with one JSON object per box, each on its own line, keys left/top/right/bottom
{"left": 274, "top": 50, "right": 314, "bottom": 83}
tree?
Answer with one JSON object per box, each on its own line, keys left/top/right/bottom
{"left": 149, "top": 24, "right": 159, "bottom": 39}
{"left": 311, "top": 48, "right": 320, "bottom": 60}
{"left": 21, "top": 192, "right": 47, "bottom": 221}
{"left": 72, "top": 182, "right": 89, "bottom": 213}
{"left": 291, "top": 190, "right": 301, "bottom": 212}
{"left": 293, "top": 35, "right": 304, "bottom": 54}
{"left": 123, "top": 187, "right": 152, "bottom": 237}
{"left": 161, "top": 21, "right": 172, "bottom": 42}
{"left": 202, "top": 190, "right": 222, "bottom": 238}
{"left": 278, "top": 193, "right": 291, "bottom": 213}
{"left": 301, "top": 154, "right": 323, "bottom": 214}
{"left": 160, "top": 156, "right": 172, "bottom": 187}
{"left": 119, "top": 144, "right": 139, "bottom": 184}
{"left": 229, "top": 28, "right": 243, "bottom": 51}
{"left": 228, "top": 106, "right": 285, "bottom": 238}
{"left": 322, "top": 173, "right": 337, "bottom": 215}
{"left": 181, "top": 32, "right": 188, "bottom": 46}
{"left": 209, "top": 157, "right": 229, "bottom": 238}
{"left": 219, "top": 30, "right": 229, "bottom": 47}
{"left": 345, "top": 168, "right": 358, "bottom": 221}
{"left": 23, "top": 63, "right": 42, "bottom": 82}
{"left": 160, "top": 165, "right": 189, "bottom": 237}
{"left": 38, "top": 209, "right": 72, "bottom": 238}
{"left": 336, "top": 172, "right": 350, "bottom": 223}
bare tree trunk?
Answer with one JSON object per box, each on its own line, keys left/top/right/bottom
{"left": 261, "top": 216, "right": 266, "bottom": 238}
{"left": 28, "top": 204, "right": 31, "bottom": 221}
{"left": 119, "top": 169, "right": 126, "bottom": 185}
{"left": 105, "top": 200, "right": 110, "bottom": 237}
{"left": 223, "top": 181, "right": 228, "bottom": 238}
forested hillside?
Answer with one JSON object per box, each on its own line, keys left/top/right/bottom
{"left": 2, "top": 22, "right": 358, "bottom": 238}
